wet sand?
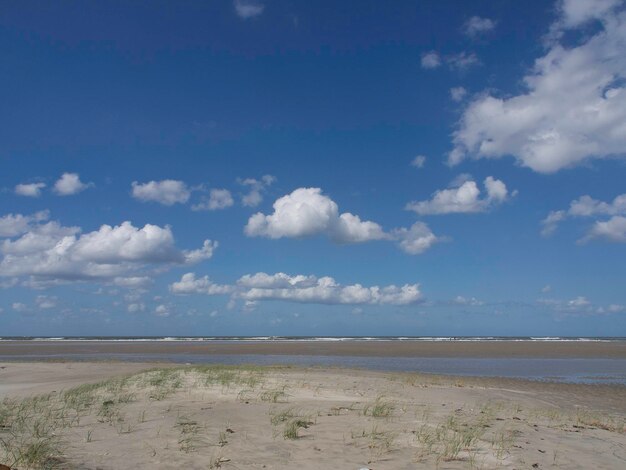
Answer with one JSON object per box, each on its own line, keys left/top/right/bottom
{"left": 1, "top": 339, "right": 625, "bottom": 358}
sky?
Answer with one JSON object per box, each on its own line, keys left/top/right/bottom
{"left": 0, "top": 0, "right": 625, "bottom": 337}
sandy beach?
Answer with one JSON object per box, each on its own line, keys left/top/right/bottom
{"left": 1, "top": 361, "right": 625, "bottom": 469}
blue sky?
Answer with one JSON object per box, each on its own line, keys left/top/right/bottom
{"left": 1, "top": 0, "right": 625, "bottom": 336}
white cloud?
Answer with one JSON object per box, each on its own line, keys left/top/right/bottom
{"left": 0, "top": 211, "right": 50, "bottom": 237}
{"left": 113, "top": 276, "right": 152, "bottom": 288}
{"left": 245, "top": 187, "right": 388, "bottom": 243}
{"left": 450, "top": 2, "right": 626, "bottom": 173}
{"left": 131, "top": 180, "right": 190, "bottom": 206}
{"left": 234, "top": 0, "right": 264, "bottom": 19}
{"left": 35, "top": 295, "right": 56, "bottom": 309}
{"left": 127, "top": 303, "right": 145, "bottom": 313}
{"left": 239, "top": 175, "right": 275, "bottom": 207}
{"left": 15, "top": 182, "right": 46, "bottom": 197}
{"left": 537, "top": 295, "right": 624, "bottom": 316}
{"left": 0, "top": 214, "right": 216, "bottom": 286}
{"left": 12, "top": 302, "right": 28, "bottom": 313}
{"left": 463, "top": 16, "right": 497, "bottom": 37}
{"left": 170, "top": 273, "right": 234, "bottom": 295}
{"left": 406, "top": 176, "right": 510, "bottom": 215}
{"left": 453, "top": 295, "right": 484, "bottom": 306}
{"left": 450, "top": 87, "right": 467, "bottom": 102}
{"left": 393, "top": 222, "right": 441, "bottom": 255}
{"left": 447, "top": 52, "right": 480, "bottom": 71}
{"left": 246, "top": 187, "right": 442, "bottom": 254}
{"left": 583, "top": 215, "right": 626, "bottom": 243}
{"left": 192, "top": 189, "right": 234, "bottom": 211}
{"left": 53, "top": 173, "right": 90, "bottom": 196}
{"left": 540, "top": 210, "right": 567, "bottom": 237}
{"left": 171, "top": 271, "right": 422, "bottom": 306}
{"left": 542, "top": 193, "right": 626, "bottom": 240}
{"left": 541, "top": 284, "right": 552, "bottom": 293}
{"left": 155, "top": 304, "right": 170, "bottom": 317}
{"left": 421, "top": 51, "right": 441, "bottom": 69}
{"left": 411, "top": 155, "right": 427, "bottom": 168}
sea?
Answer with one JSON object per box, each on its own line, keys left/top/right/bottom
{"left": 1, "top": 336, "right": 625, "bottom": 385}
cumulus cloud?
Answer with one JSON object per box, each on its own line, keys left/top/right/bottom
{"left": 155, "top": 304, "right": 170, "bottom": 317}
{"left": 131, "top": 180, "right": 191, "bottom": 206}
{"left": 12, "top": 302, "right": 29, "bottom": 313}
{"left": 392, "top": 222, "right": 441, "bottom": 255}
{"left": 0, "top": 214, "right": 216, "bottom": 286}
{"left": 35, "top": 295, "right": 56, "bottom": 309}
{"left": 406, "top": 176, "right": 510, "bottom": 215}
{"left": 463, "top": 16, "right": 497, "bottom": 37}
{"left": 411, "top": 155, "right": 427, "bottom": 168}
{"left": 450, "top": 1, "right": 626, "bottom": 173}
{"left": 170, "top": 273, "right": 234, "bottom": 295}
{"left": 239, "top": 175, "right": 275, "bottom": 207}
{"left": 450, "top": 87, "right": 468, "bottom": 102}
{"left": 15, "top": 182, "right": 46, "bottom": 197}
{"left": 244, "top": 187, "right": 388, "bottom": 243}
{"left": 421, "top": 51, "right": 441, "bottom": 69}
{"left": 53, "top": 173, "right": 90, "bottom": 196}
{"left": 191, "top": 189, "right": 234, "bottom": 211}
{"left": 234, "top": 0, "right": 264, "bottom": 19}
{"left": 0, "top": 211, "right": 50, "bottom": 237}
{"left": 246, "top": 187, "right": 442, "bottom": 254}
{"left": 541, "top": 193, "right": 626, "bottom": 242}
{"left": 171, "top": 271, "right": 422, "bottom": 306}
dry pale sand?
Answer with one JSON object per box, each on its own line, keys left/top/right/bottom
{"left": 1, "top": 362, "right": 625, "bottom": 469}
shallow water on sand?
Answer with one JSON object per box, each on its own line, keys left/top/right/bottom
{"left": 1, "top": 353, "right": 625, "bottom": 385}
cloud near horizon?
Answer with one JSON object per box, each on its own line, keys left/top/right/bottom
{"left": 0, "top": 212, "right": 216, "bottom": 287}
{"left": 170, "top": 271, "right": 422, "bottom": 306}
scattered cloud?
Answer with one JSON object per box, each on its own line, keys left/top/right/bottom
{"left": 453, "top": 295, "right": 484, "bottom": 306}
{"left": 191, "top": 189, "right": 234, "bottom": 211}
{"left": 392, "top": 222, "right": 441, "bottom": 255}
{"left": 446, "top": 52, "right": 480, "bottom": 71}
{"left": 246, "top": 187, "right": 443, "bottom": 254}
{"left": 421, "top": 51, "right": 441, "bottom": 69}
{"left": 411, "top": 155, "right": 426, "bottom": 168}
{"left": 155, "top": 304, "right": 170, "bottom": 317}
{"left": 127, "top": 302, "right": 145, "bottom": 313}
{"left": 171, "top": 271, "right": 422, "bottom": 306}
{"left": 170, "top": 273, "right": 234, "bottom": 295}
{"left": 234, "top": 0, "right": 264, "bottom": 19}
{"left": 463, "top": 16, "right": 497, "bottom": 37}
{"left": 15, "top": 182, "right": 46, "bottom": 197}
{"left": 541, "top": 284, "right": 552, "bottom": 293}
{"left": 12, "top": 302, "right": 29, "bottom": 313}
{"left": 35, "top": 295, "right": 56, "bottom": 309}
{"left": 422, "top": 52, "right": 480, "bottom": 71}
{"left": 538, "top": 295, "right": 625, "bottom": 316}
{"left": 131, "top": 180, "right": 191, "bottom": 206}
{"left": 541, "top": 193, "right": 626, "bottom": 242}
{"left": 239, "top": 175, "right": 275, "bottom": 207}
{"left": 450, "top": 86, "right": 467, "bottom": 102}
{"left": 450, "top": 1, "right": 626, "bottom": 172}
{"left": 406, "top": 176, "right": 511, "bottom": 215}
{"left": 53, "top": 173, "right": 91, "bottom": 196}
{"left": 0, "top": 213, "right": 216, "bottom": 286}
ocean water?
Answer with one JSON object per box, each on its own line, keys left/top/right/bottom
{"left": 1, "top": 336, "right": 625, "bottom": 385}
